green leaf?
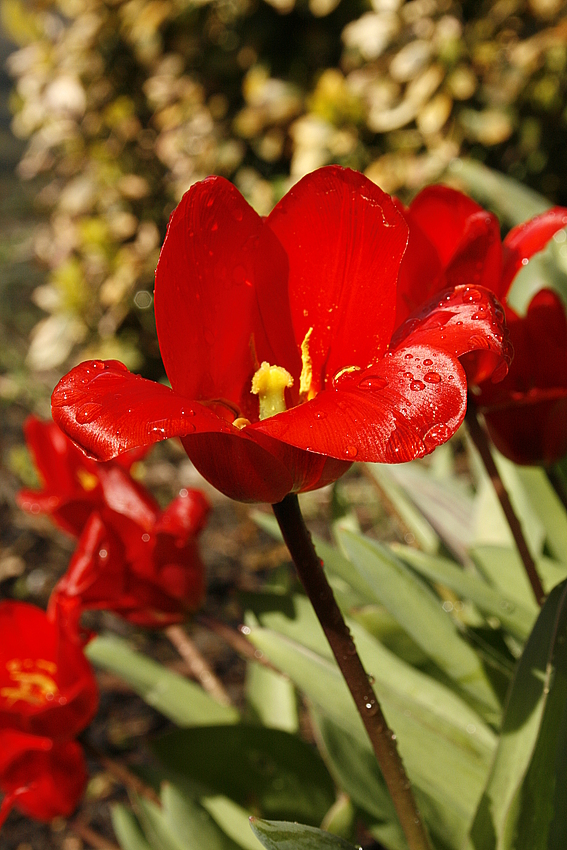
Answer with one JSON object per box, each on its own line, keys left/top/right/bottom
{"left": 516, "top": 466, "right": 567, "bottom": 565}
{"left": 246, "top": 661, "right": 298, "bottom": 733}
{"left": 247, "top": 622, "right": 495, "bottom": 849}
{"left": 202, "top": 796, "right": 266, "bottom": 850}
{"left": 392, "top": 544, "right": 536, "bottom": 642}
{"left": 111, "top": 804, "right": 153, "bottom": 850}
{"left": 336, "top": 528, "right": 500, "bottom": 715}
{"left": 470, "top": 546, "right": 567, "bottom": 608}
{"left": 86, "top": 634, "right": 239, "bottom": 726}
{"left": 161, "top": 783, "right": 243, "bottom": 850}
{"left": 134, "top": 796, "right": 186, "bottom": 850}
{"left": 249, "top": 818, "right": 360, "bottom": 850}
{"left": 152, "top": 725, "right": 335, "bottom": 826}
{"left": 466, "top": 580, "right": 567, "bottom": 850}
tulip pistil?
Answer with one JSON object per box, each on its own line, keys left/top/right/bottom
{"left": 1, "top": 658, "right": 59, "bottom": 706}
{"left": 252, "top": 361, "right": 294, "bottom": 420}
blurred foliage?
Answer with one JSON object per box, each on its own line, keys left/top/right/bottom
{"left": 2, "top": 0, "right": 567, "bottom": 376}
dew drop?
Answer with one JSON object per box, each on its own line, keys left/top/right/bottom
{"left": 423, "top": 358, "right": 433, "bottom": 366}
{"left": 423, "top": 371, "right": 441, "bottom": 384}
{"left": 423, "top": 422, "right": 451, "bottom": 450}
{"left": 345, "top": 444, "right": 358, "bottom": 458}
{"left": 75, "top": 403, "right": 103, "bottom": 424}
{"left": 404, "top": 353, "right": 413, "bottom": 360}
{"left": 410, "top": 380, "right": 425, "bottom": 391}
{"left": 358, "top": 375, "right": 388, "bottom": 390}
{"left": 315, "top": 410, "right": 327, "bottom": 420}
{"left": 463, "top": 288, "right": 481, "bottom": 303}
{"left": 471, "top": 312, "right": 483, "bottom": 320}
{"left": 403, "top": 371, "right": 413, "bottom": 379}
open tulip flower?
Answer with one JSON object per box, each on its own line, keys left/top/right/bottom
{"left": 49, "top": 487, "right": 210, "bottom": 628}
{"left": 52, "top": 166, "right": 510, "bottom": 503}
{"left": 0, "top": 601, "right": 98, "bottom": 740}
{"left": 17, "top": 415, "right": 150, "bottom": 537}
{"left": 398, "top": 184, "right": 567, "bottom": 465}
{"left": 0, "top": 730, "right": 87, "bottom": 826}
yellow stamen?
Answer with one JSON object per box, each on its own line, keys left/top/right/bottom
{"left": 251, "top": 361, "right": 294, "bottom": 420}
{"left": 299, "top": 327, "right": 316, "bottom": 401}
{"left": 1, "top": 659, "right": 59, "bottom": 707}
{"left": 233, "top": 417, "right": 251, "bottom": 430}
{"left": 77, "top": 469, "right": 98, "bottom": 491}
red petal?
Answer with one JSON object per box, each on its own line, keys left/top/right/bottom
{"left": 501, "top": 207, "right": 567, "bottom": 299}
{"left": 155, "top": 176, "right": 300, "bottom": 419}
{"left": 154, "top": 488, "right": 210, "bottom": 540}
{"left": 0, "top": 734, "right": 87, "bottom": 821}
{"left": 267, "top": 166, "right": 408, "bottom": 394}
{"left": 51, "top": 360, "right": 235, "bottom": 461}
{"left": 405, "top": 185, "right": 502, "bottom": 292}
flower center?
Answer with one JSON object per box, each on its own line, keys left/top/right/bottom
{"left": 1, "top": 659, "right": 59, "bottom": 707}
{"left": 251, "top": 362, "right": 294, "bottom": 420}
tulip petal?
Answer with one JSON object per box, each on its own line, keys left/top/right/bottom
{"left": 256, "top": 284, "right": 510, "bottom": 462}
{"left": 267, "top": 166, "right": 408, "bottom": 393}
{"left": 405, "top": 185, "right": 502, "bottom": 293}
{"left": 155, "top": 177, "right": 300, "bottom": 419}
{"left": 501, "top": 207, "right": 567, "bottom": 299}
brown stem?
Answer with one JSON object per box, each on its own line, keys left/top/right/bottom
{"left": 70, "top": 818, "right": 121, "bottom": 850}
{"left": 272, "top": 493, "right": 432, "bottom": 850}
{"left": 165, "top": 624, "right": 232, "bottom": 706}
{"left": 84, "top": 743, "right": 160, "bottom": 805}
{"left": 197, "top": 613, "right": 281, "bottom": 673}
{"left": 466, "top": 399, "right": 545, "bottom": 606}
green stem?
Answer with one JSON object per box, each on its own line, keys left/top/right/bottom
{"left": 466, "top": 398, "right": 545, "bottom": 606}
{"left": 272, "top": 493, "right": 432, "bottom": 850}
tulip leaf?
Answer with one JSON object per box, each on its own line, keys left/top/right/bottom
{"left": 134, "top": 795, "right": 186, "bottom": 850}
{"left": 392, "top": 544, "right": 536, "bottom": 642}
{"left": 249, "top": 818, "right": 359, "bottom": 850}
{"left": 336, "top": 528, "right": 500, "bottom": 715}
{"left": 201, "top": 796, "right": 266, "bottom": 850}
{"left": 466, "top": 579, "right": 567, "bottom": 850}
{"left": 152, "top": 724, "right": 335, "bottom": 826}
{"left": 516, "top": 466, "right": 567, "bottom": 565}
{"left": 246, "top": 660, "right": 298, "bottom": 733}
{"left": 161, "top": 783, "right": 244, "bottom": 850}
{"left": 470, "top": 547, "right": 567, "bottom": 608}
{"left": 86, "top": 633, "right": 239, "bottom": 726}
{"left": 247, "top": 622, "right": 495, "bottom": 850}
{"left": 111, "top": 804, "right": 153, "bottom": 850}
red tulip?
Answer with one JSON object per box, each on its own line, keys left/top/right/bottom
{"left": 49, "top": 487, "right": 210, "bottom": 628}
{"left": 398, "top": 185, "right": 567, "bottom": 464}
{"left": 51, "top": 167, "right": 509, "bottom": 503}
{"left": 0, "top": 601, "right": 98, "bottom": 740}
{"left": 0, "top": 730, "right": 87, "bottom": 826}
{"left": 17, "top": 415, "right": 151, "bottom": 537}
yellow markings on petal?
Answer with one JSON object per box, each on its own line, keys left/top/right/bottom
{"left": 1, "top": 659, "right": 59, "bottom": 707}
{"left": 77, "top": 469, "right": 98, "bottom": 491}
{"left": 299, "top": 327, "right": 316, "bottom": 401}
{"left": 251, "top": 361, "right": 294, "bottom": 420}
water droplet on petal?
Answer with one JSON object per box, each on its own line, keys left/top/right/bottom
{"left": 463, "top": 288, "right": 481, "bottom": 303}
{"left": 76, "top": 403, "right": 103, "bottom": 424}
{"left": 424, "top": 371, "right": 441, "bottom": 384}
{"left": 410, "top": 380, "right": 425, "bottom": 391}
{"left": 403, "top": 371, "right": 413, "bottom": 379}
{"left": 423, "top": 422, "right": 451, "bottom": 450}
{"left": 423, "top": 359, "right": 433, "bottom": 366}
{"left": 358, "top": 375, "right": 388, "bottom": 390}
{"left": 404, "top": 353, "right": 413, "bottom": 360}
{"left": 345, "top": 444, "right": 358, "bottom": 458}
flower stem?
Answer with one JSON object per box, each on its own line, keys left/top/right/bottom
{"left": 466, "top": 398, "right": 545, "bottom": 606}
{"left": 165, "top": 624, "right": 232, "bottom": 706}
{"left": 272, "top": 493, "right": 432, "bottom": 850}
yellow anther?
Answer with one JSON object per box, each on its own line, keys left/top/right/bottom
{"left": 1, "top": 659, "right": 59, "bottom": 707}
{"left": 233, "top": 417, "right": 251, "bottom": 430}
{"left": 77, "top": 469, "right": 98, "bottom": 491}
{"left": 299, "top": 327, "right": 316, "bottom": 401}
{"left": 251, "top": 361, "right": 294, "bottom": 420}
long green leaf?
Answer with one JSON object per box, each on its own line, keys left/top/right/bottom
{"left": 392, "top": 544, "right": 536, "bottom": 642}
{"left": 86, "top": 633, "right": 239, "bottom": 726}
{"left": 111, "top": 804, "right": 153, "bottom": 850}
{"left": 516, "top": 466, "right": 567, "bottom": 564}
{"left": 161, "top": 783, "right": 243, "bottom": 850}
{"left": 337, "top": 528, "right": 500, "bottom": 715}
{"left": 466, "top": 580, "right": 567, "bottom": 850}
{"left": 249, "top": 818, "right": 359, "bottom": 850}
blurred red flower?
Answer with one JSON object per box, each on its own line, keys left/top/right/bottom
{"left": 17, "top": 415, "right": 150, "bottom": 536}
{"left": 0, "top": 731, "right": 87, "bottom": 826}
{"left": 398, "top": 185, "right": 567, "bottom": 464}
{"left": 0, "top": 601, "right": 98, "bottom": 740}
{"left": 49, "top": 487, "right": 210, "bottom": 628}
{"left": 52, "top": 166, "right": 509, "bottom": 503}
